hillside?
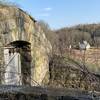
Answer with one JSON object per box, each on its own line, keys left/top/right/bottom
{"left": 39, "top": 23, "right": 100, "bottom": 91}
{"left": 48, "top": 54, "right": 100, "bottom": 91}
{"left": 55, "top": 24, "right": 100, "bottom": 48}
{"left": 53, "top": 24, "right": 100, "bottom": 74}
{"left": 37, "top": 21, "right": 100, "bottom": 89}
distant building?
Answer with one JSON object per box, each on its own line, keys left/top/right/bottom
{"left": 79, "top": 40, "right": 90, "bottom": 50}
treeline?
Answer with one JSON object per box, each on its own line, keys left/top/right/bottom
{"left": 56, "top": 23, "right": 100, "bottom": 47}
{"left": 38, "top": 21, "right": 100, "bottom": 54}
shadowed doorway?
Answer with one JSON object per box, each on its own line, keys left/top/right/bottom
{"left": 4, "top": 40, "right": 31, "bottom": 86}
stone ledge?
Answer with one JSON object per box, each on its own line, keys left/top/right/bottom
{"left": 0, "top": 85, "right": 100, "bottom": 100}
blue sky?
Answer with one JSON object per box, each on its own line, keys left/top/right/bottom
{"left": 3, "top": 0, "right": 100, "bottom": 29}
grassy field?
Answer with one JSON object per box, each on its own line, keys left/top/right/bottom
{"left": 69, "top": 48, "right": 100, "bottom": 74}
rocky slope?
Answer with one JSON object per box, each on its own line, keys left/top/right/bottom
{"left": 48, "top": 55, "right": 100, "bottom": 91}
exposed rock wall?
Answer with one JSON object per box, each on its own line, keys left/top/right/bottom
{"left": 0, "top": 4, "right": 52, "bottom": 85}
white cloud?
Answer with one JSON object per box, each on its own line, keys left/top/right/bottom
{"left": 44, "top": 7, "right": 52, "bottom": 11}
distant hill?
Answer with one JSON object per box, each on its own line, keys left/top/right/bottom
{"left": 55, "top": 23, "right": 100, "bottom": 48}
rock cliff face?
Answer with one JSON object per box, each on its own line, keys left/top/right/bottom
{"left": 0, "top": 4, "right": 52, "bottom": 85}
